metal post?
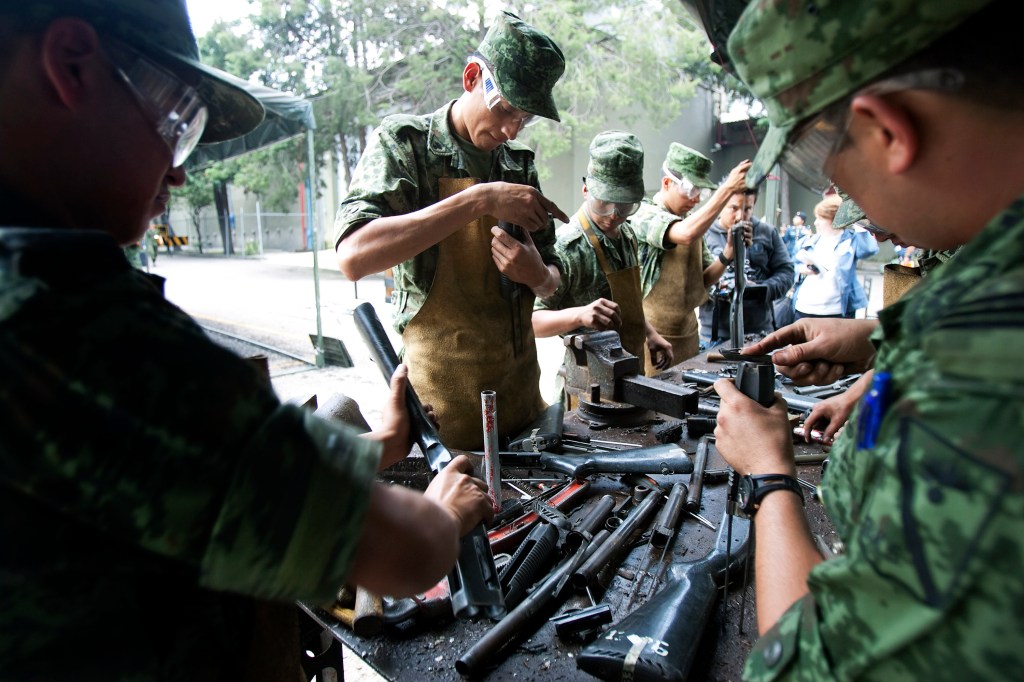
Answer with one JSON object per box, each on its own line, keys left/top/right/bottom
{"left": 307, "top": 129, "right": 325, "bottom": 368}
{"left": 255, "top": 201, "right": 264, "bottom": 257}
{"left": 481, "top": 390, "right": 502, "bottom": 514}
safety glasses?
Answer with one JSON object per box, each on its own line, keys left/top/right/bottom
{"left": 107, "top": 41, "right": 209, "bottom": 167}
{"left": 470, "top": 57, "right": 537, "bottom": 130}
{"left": 664, "top": 167, "right": 711, "bottom": 202}
{"left": 587, "top": 194, "right": 641, "bottom": 218}
{"left": 780, "top": 69, "right": 964, "bottom": 194}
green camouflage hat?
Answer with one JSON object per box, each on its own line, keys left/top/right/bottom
{"left": 663, "top": 142, "right": 717, "bottom": 190}
{"left": 15, "top": 0, "right": 264, "bottom": 143}
{"left": 833, "top": 196, "right": 866, "bottom": 230}
{"left": 727, "top": 0, "right": 993, "bottom": 187}
{"left": 476, "top": 11, "right": 565, "bottom": 122}
{"left": 586, "top": 131, "right": 645, "bottom": 204}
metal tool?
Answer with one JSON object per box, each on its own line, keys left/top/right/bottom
{"left": 729, "top": 222, "right": 747, "bottom": 345}
{"left": 481, "top": 390, "right": 502, "bottom": 514}
{"left": 497, "top": 220, "right": 526, "bottom": 356}
{"left": 562, "top": 330, "right": 699, "bottom": 427}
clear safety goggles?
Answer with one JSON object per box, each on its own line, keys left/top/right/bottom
{"left": 587, "top": 193, "right": 641, "bottom": 218}
{"left": 470, "top": 57, "right": 537, "bottom": 130}
{"left": 107, "top": 41, "right": 209, "bottom": 167}
{"left": 780, "top": 69, "right": 964, "bottom": 194}
{"left": 664, "top": 166, "right": 711, "bottom": 202}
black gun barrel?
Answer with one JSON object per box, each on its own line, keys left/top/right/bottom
{"left": 565, "top": 494, "right": 616, "bottom": 553}
{"left": 353, "top": 302, "right": 505, "bottom": 621}
{"left": 456, "top": 528, "right": 612, "bottom": 677}
{"left": 685, "top": 435, "right": 712, "bottom": 512}
{"left": 571, "top": 488, "right": 662, "bottom": 591}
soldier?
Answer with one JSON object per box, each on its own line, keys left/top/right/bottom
{"left": 334, "top": 11, "right": 569, "bottom": 450}
{"left": 631, "top": 143, "right": 752, "bottom": 372}
{"left": 713, "top": 0, "right": 1024, "bottom": 678}
{"left": 533, "top": 131, "right": 672, "bottom": 402}
{"left": 0, "top": 0, "right": 493, "bottom": 677}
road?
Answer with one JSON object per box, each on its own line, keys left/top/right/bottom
{"left": 156, "top": 249, "right": 566, "bottom": 428}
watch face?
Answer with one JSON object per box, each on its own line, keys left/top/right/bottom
{"left": 738, "top": 475, "right": 755, "bottom": 512}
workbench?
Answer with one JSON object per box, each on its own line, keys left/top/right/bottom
{"left": 301, "top": 351, "right": 838, "bottom": 681}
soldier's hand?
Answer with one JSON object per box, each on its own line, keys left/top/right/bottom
{"left": 579, "top": 298, "right": 622, "bottom": 330}
{"left": 366, "top": 364, "right": 414, "bottom": 470}
{"left": 744, "top": 318, "right": 878, "bottom": 386}
{"left": 483, "top": 182, "right": 569, "bottom": 232}
{"left": 723, "top": 160, "right": 753, "bottom": 193}
{"left": 490, "top": 226, "right": 553, "bottom": 292}
{"left": 713, "top": 378, "right": 795, "bottom": 476}
{"left": 424, "top": 455, "right": 494, "bottom": 535}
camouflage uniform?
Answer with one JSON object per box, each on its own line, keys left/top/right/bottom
{"left": 534, "top": 209, "right": 642, "bottom": 329}
{"left": 333, "top": 100, "right": 558, "bottom": 333}
{"left": 632, "top": 195, "right": 714, "bottom": 299}
{"left": 0, "top": 229, "right": 380, "bottom": 678}
{"left": 722, "top": 0, "right": 1017, "bottom": 678}
{"left": 745, "top": 194, "right": 1024, "bottom": 681}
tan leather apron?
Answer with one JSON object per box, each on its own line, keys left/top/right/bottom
{"left": 577, "top": 211, "right": 647, "bottom": 360}
{"left": 882, "top": 263, "right": 922, "bottom": 308}
{"left": 402, "top": 177, "right": 546, "bottom": 450}
{"left": 642, "top": 238, "right": 706, "bottom": 375}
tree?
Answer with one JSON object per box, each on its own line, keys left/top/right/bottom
{"left": 170, "top": 167, "right": 215, "bottom": 254}
{"left": 194, "top": 0, "right": 726, "bottom": 212}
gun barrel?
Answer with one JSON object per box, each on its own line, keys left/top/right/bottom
{"left": 352, "top": 302, "right": 505, "bottom": 621}
{"left": 456, "top": 529, "right": 611, "bottom": 677}
{"left": 572, "top": 489, "right": 662, "bottom": 591}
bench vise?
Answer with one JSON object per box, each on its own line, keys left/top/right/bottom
{"left": 563, "top": 331, "right": 698, "bottom": 423}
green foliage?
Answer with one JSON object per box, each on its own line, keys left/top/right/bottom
{"left": 194, "top": 0, "right": 730, "bottom": 200}
{"left": 170, "top": 166, "right": 216, "bottom": 253}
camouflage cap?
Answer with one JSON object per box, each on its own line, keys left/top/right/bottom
{"left": 15, "top": 0, "right": 264, "bottom": 143}
{"left": 476, "top": 11, "right": 565, "bottom": 122}
{"left": 727, "top": 0, "right": 993, "bottom": 187}
{"left": 663, "top": 142, "right": 717, "bottom": 190}
{"left": 586, "top": 131, "right": 645, "bottom": 204}
{"left": 833, "top": 196, "right": 866, "bottom": 230}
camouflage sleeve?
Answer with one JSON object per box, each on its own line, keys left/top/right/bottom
{"left": 525, "top": 160, "right": 559, "bottom": 266}
{"left": 332, "top": 119, "right": 427, "bottom": 247}
{"left": 745, "top": 293, "right": 1024, "bottom": 680}
{"left": 201, "top": 406, "right": 380, "bottom": 604}
{"left": 534, "top": 235, "right": 577, "bottom": 312}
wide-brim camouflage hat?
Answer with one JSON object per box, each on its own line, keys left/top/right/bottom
{"left": 727, "top": 0, "right": 993, "bottom": 188}
{"left": 586, "top": 131, "right": 645, "bottom": 204}
{"left": 664, "top": 142, "right": 717, "bottom": 190}
{"left": 19, "top": 0, "right": 264, "bottom": 143}
{"left": 476, "top": 10, "right": 565, "bottom": 122}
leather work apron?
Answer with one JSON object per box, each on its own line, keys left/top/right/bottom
{"left": 578, "top": 211, "right": 647, "bottom": 360}
{"left": 642, "top": 239, "right": 706, "bottom": 376}
{"left": 882, "top": 263, "right": 922, "bottom": 308}
{"left": 402, "top": 177, "right": 546, "bottom": 450}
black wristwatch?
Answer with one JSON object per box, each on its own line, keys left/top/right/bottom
{"left": 718, "top": 251, "right": 731, "bottom": 265}
{"left": 736, "top": 474, "right": 804, "bottom": 516}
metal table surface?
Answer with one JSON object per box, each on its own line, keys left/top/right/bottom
{"left": 303, "top": 352, "right": 838, "bottom": 681}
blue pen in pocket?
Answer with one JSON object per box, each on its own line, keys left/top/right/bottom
{"left": 857, "top": 371, "right": 892, "bottom": 450}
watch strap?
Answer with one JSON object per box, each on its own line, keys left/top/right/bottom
{"left": 748, "top": 474, "right": 804, "bottom": 513}
{"left": 718, "top": 251, "right": 730, "bottom": 266}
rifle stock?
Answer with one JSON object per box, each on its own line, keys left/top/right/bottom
{"left": 352, "top": 302, "right": 505, "bottom": 621}
{"left": 576, "top": 511, "right": 751, "bottom": 681}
